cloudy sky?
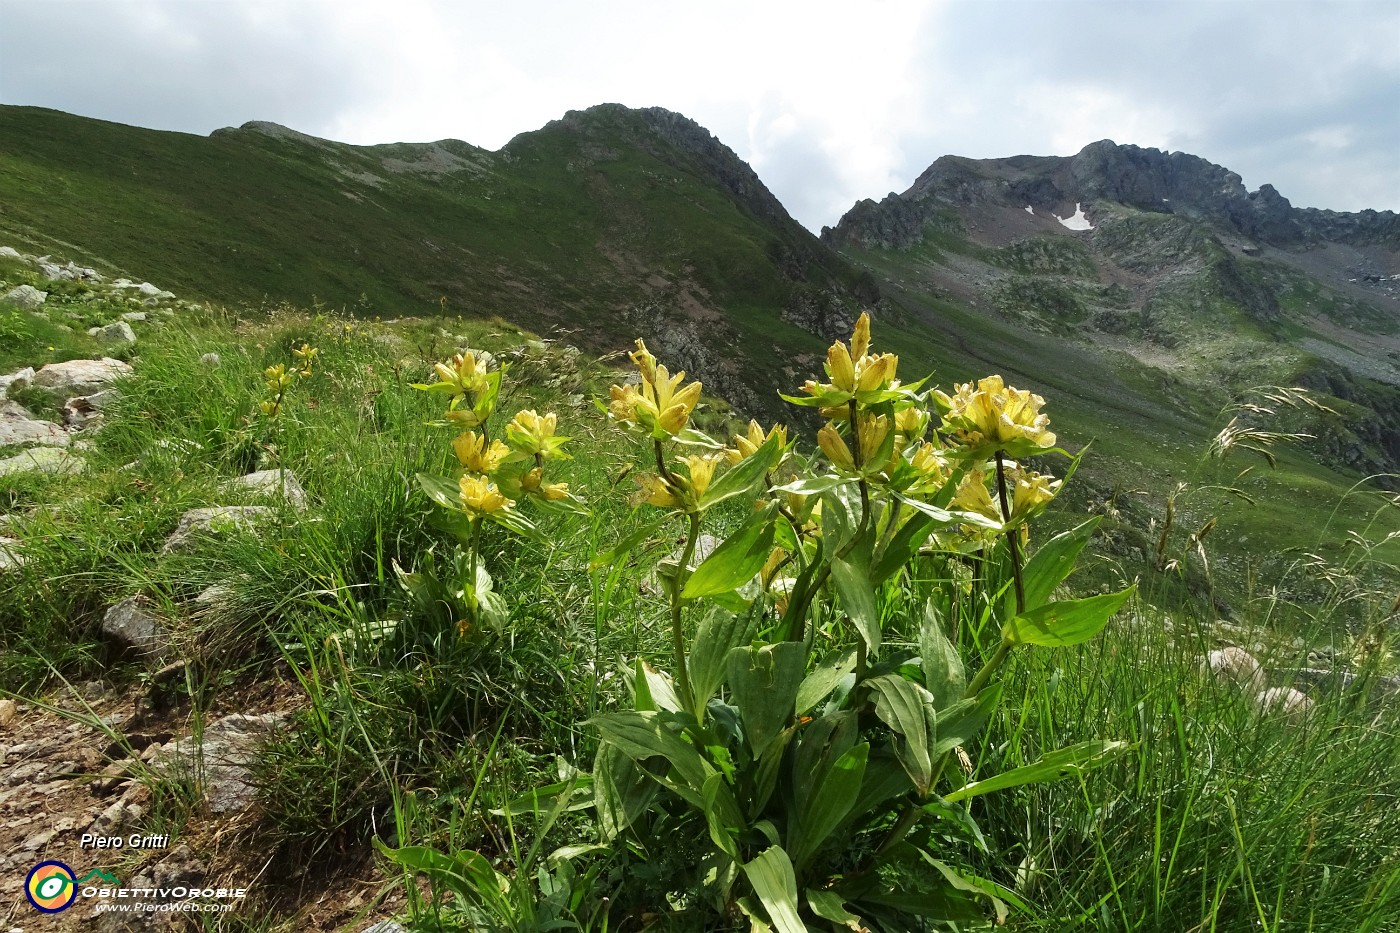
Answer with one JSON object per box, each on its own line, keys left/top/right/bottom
{"left": 1, "top": 0, "right": 1396, "bottom": 231}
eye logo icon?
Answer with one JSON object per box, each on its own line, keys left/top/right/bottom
{"left": 26, "top": 861, "right": 78, "bottom": 912}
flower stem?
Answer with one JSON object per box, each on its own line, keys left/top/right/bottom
{"left": 995, "top": 450, "right": 1026, "bottom": 616}
{"left": 670, "top": 511, "right": 702, "bottom": 715}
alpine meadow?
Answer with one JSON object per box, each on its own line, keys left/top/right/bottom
{"left": 0, "top": 101, "right": 1397, "bottom": 933}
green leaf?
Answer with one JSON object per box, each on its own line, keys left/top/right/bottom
{"left": 591, "top": 711, "right": 713, "bottom": 806}
{"left": 702, "top": 772, "right": 745, "bottom": 859}
{"left": 795, "top": 651, "right": 857, "bottom": 714}
{"left": 807, "top": 889, "right": 864, "bottom": 929}
{"left": 870, "top": 508, "right": 939, "bottom": 584}
{"left": 683, "top": 503, "right": 778, "bottom": 598}
{"left": 943, "top": 740, "right": 1132, "bottom": 804}
{"left": 831, "top": 534, "right": 880, "bottom": 658}
{"left": 675, "top": 427, "right": 724, "bottom": 449}
{"left": 791, "top": 742, "right": 869, "bottom": 870}
{"left": 727, "top": 642, "right": 807, "bottom": 759}
{"left": 1019, "top": 516, "right": 1101, "bottom": 611}
{"left": 416, "top": 472, "right": 464, "bottom": 512}
{"left": 485, "top": 505, "right": 545, "bottom": 543}
{"left": 928, "top": 684, "right": 1001, "bottom": 759}
{"left": 699, "top": 434, "right": 783, "bottom": 510}
{"left": 373, "top": 839, "right": 505, "bottom": 909}
{"left": 588, "top": 513, "right": 672, "bottom": 570}
{"left": 866, "top": 675, "right": 938, "bottom": 796}
{"left": 844, "top": 751, "right": 915, "bottom": 826}
{"left": 1003, "top": 585, "right": 1135, "bottom": 648}
{"left": 770, "top": 474, "right": 855, "bottom": 496}
{"left": 919, "top": 795, "right": 988, "bottom": 852}
{"left": 592, "top": 743, "right": 658, "bottom": 840}
{"left": 742, "top": 847, "right": 807, "bottom": 933}
{"left": 634, "top": 659, "right": 682, "bottom": 713}
{"left": 688, "top": 609, "right": 756, "bottom": 715}
{"left": 919, "top": 602, "right": 964, "bottom": 711}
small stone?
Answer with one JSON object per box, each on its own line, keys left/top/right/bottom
{"left": 121, "top": 311, "right": 148, "bottom": 322}
{"left": 0, "top": 537, "right": 30, "bottom": 573}
{"left": 229, "top": 469, "right": 309, "bottom": 510}
{"left": 89, "top": 798, "right": 143, "bottom": 836}
{"left": 87, "top": 321, "right": 136, "bottom": 344}
{"left": 1252, "top": 686, "right": 1314, "bottom": 718}
{"left": 0, "top": 699, "right": 16, "bottom": 728}
{"left": 135, "top": 282, "right": 162, "bottom": 296}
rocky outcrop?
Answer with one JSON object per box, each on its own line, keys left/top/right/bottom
{"left": 30, "top": 357, "right": 133, "bottom": 403}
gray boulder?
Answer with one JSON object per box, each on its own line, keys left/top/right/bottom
{"left": 120, "top": 311, "right": 147, "bottom": 322}
{"left": 0, "top": 246, "right": 21, "bottom": 259}
{"left": 63, "top": 390, "right": 117, "bottom": 430}
{"left": 31, "top": 357, "right": 133, "bottom": 402}
{"left": 87, "top": 321, "right": 136, "bottom": 344}
{"left": 3, "top": 285, "right": 47, "bottom": 310}
{"left": 162, "top": 506, "right": 274, "bottom": 553}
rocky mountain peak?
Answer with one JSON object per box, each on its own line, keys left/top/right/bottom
{"left": 824, "top": 140, "right": 1398, "bottom": 250}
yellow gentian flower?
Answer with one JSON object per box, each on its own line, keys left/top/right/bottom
{"left": 453, "top": 431, "right": 511, "bottom": 475}
{"left": 458, "top": 474, "right": 513, "bottom": 517}
{"left": 726, "top": 420, "right": 787, "bottom": 464}
{"left": 682, "top": 454, "right": 722, "bottom": 500}
{"left": 936, "top": 375, "right": 1056, "bottom": 456}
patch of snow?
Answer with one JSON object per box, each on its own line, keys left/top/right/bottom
{"left": 1024, "top": 205, "right": 1034, "bottom": 215}
{"left": 1056, "top": 203, "right": 1094, "bottom": 231}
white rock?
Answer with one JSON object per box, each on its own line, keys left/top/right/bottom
{"left": 31, "top": 357, "right": 132, "bottom": 402}
{"left": 0, "top": 246, "right": 21, "bottom": 259}
{"left": 0, "top": 447, "right": 84, "bottom": 476}
{"left": 2, "top": 285, "right": 47, "bottom": 310}
{"left": 120, "top": 311, "right": 147, "bottom": 322}
{"left": 1202, "top": 647, "right": 1266, "bottom": 693}
{"left": 62, "top": 390, "right": 117, "bottom": 430}
{"left": 228, "top": 469, "right": 308, "bottom": 510}
{"left": 162, "top": 506, "right": 274, "bottom": 553}
{"left": 0, "top": 537, "right": 26, "bottom": 573}
{"left": 135, "top": 282, "right": 162, "bottom": 296}
{"left": 0, "top": 367, "right": 35, "bottom": 397}
{"left": 87, "top": 321, "right": 136, "bottom": 344}
{"left": 1252, "top": 686, "right": 1314, "bottom": 718}
{"left": 200, "top": 352, "right": 221, "bottom": 367}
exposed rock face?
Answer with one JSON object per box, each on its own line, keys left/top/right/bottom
{"left": 30, "top": 357, "right": 133, "bottom": 403}
{"left": 0, "top": 400, "right": 70, "bottom": 447}
{"left": 823, "top": 139, "right": 1400, "bottom": 250}
{"left": 0, "top": 446, "right": 84, "bottom": 476}
{"left": 87, "top": 320, "right": 137, "bottom": 344}
{"left": 152, "top": 712, "right": 290, "bottom": 813}
{"left": 0, "top": 366, "right": 35, "bottom": 397}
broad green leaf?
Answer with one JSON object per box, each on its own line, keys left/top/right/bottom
{"left": 493, "top": 776, "right": 593, "bottom": 817}
{"left": 593, "top": 742, "right": 659, "bottom": 840}
{"left": 920, "top": 795, "right": 988, "bottom": 852}
{"left": 591, "top": 711, "right": 712, "bottom": 805}
{"left": 866, "top": 675, "right": 938, "bottom": 795}
{"left": 703, "top": 772, "right": 744, "bottom": 859}
{"left": 750, "top": 725, "right": 797, "bottom": 819}
{"left": 742, "top": 847, "right": 807, "bottom": 933}
{"left": 688, "top": 609, "right": 755, "bottom": 715}
{"left": 807, "top": 889, "right": 864, "bottom": 929}
{"left": 871, "top": 509, "right": 939, "bottom": 584}
{"left": 929, "top": 683, "right": 1002, "bottom": 760}
{"left": 791, "top": 742, "right": 869, "bottom": 870}
{"left": 792, "top": 712, "right": 858, "bottom": 818}
{"left": 845, "top": 751, "right": 916, "bottom": 823}
{"left": 675, "top": 427, "right": 724, "bottom": 449}
{"left": 916, "top": 853, "right": 1012, "bottom": 925}
{"left": 943, "top": 740, "right": 1132, "bottom": 804}
{"left": 819, "top": 484, "right": 861, "bottom": 550}
{"left": 770, "top": 474, "right": 855, "bottom": 496}
{"left": 1019, "top": 516, "right": 1101, "bottom": 612}
{"left": 634, "top": 659, "right": 682, "bottom": 713}
{"left": 1002, "top": 585, "right": 1136, "bottom": 648}
{"left": 683, "top": 503, "right": 778, "bottom": 598}
{"left": 699, "top": 434, "right": 783, "bottom": 511}
{"left": 485, "top": 505, "right": 545, "bottom": 543}
{"left": 416, "top": 472, "right": 464, "bottom": 512}
{"left": 373, "top": 839, "right": 505, "bottom": 908}
{"left": 831, "top": 533, "right": 880, "bottom": 658}
{"left": 727, "top": 642, "right": 806, "bottom": 759}
{"left": 795, "top": 651, "right": 857, "bottom": 714}
{"left": 919, "top": 602, "right": 964, "bottom": 711}
{"left": 588, "top": 513, "right": 671, "bottom": 569}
